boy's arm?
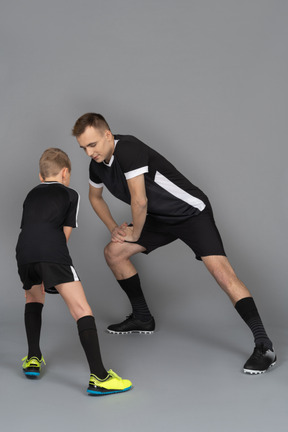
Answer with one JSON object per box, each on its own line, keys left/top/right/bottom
{"left": 89, "top": 184, "right": 126, "bottom": 242}
{"left": 124, "top": 174, "right": 148, "bottom": 242}
{"left": 63, "top": 226, "right": 73, "bottom": 242}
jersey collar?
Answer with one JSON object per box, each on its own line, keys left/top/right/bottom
{"left": 42, "top": 181, "right": 63, "bottom": 185}
{"left": 103, "top": 139, "right": 119, "bottom": 167}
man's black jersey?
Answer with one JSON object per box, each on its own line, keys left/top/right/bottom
{"left": 89, "top": 135, "right": 209, "bottom": 224}
{"left": 16, "top": 182, "right": 80, "bottom": 266}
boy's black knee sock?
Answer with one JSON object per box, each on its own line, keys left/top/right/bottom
{"left": 117, "top": 273, "right": 152, "bottom": 321}
{"left": 77, "top": 315, "right": 107, "bottom": 379}
{"left": 235, "top": 297, "right": 273, "bottom": 350}
{"left": 24, "top": 302, "right": 43, "bottom": 359}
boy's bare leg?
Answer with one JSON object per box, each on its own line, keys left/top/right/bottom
{"left": 56, "top": 281, "right": 107, "bottom": 379}
{"left": 55, "top": 281, "right": 92, "bottom": 320}
{"left": 25, "top": 283, "right": 45, "bottom": 304}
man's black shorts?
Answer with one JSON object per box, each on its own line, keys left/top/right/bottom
{"left": 136, "top": 204, "right": 226, "bottom": 260}
{"left": 18, "top": 262, "right": 80, "bottom": 294}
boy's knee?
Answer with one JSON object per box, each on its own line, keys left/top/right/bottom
{"left": 71, "top": 304, "right": 92, "bottom": 321}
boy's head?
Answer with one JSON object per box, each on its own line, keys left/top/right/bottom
{"left": 39, "top": 148, "right": 71, "bottom": 186}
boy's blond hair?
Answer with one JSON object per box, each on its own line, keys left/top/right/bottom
{"left": 39, "top": 148, "right": 71, "bottom": 180}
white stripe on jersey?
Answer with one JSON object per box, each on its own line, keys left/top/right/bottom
{"left": 89, "top": 179, "right": 104, "bottom": 189}
{"left": 154, "top": 171, "right": 206, "bottom": 211}
{"left": 75, "top": 192, "right": 80, "bottom": 228}
{"left": 70, "top": 266, "right": 79, "bottom": 281}
{"left": 125, "top": 166, "right": 149, "bottom": 180}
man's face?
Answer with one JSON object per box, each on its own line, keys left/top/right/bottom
{"left": 77, "top": 126, "right": 114, "bottom": 163}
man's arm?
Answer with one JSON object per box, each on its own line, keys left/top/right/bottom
{"left": 125, "top": 174, "right": 148, "bottom": 242}
{"left": 89, "top": 184, "right": 126, "bottom": 242}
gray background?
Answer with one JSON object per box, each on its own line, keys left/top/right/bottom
{"left": 0, "top": 1, "right": 287, "bottom": 431}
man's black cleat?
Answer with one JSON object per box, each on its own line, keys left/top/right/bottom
{"left": 107, "top": 314, "right": 155, "bottom": 334}
{"left": 243, "top": 344, "right": 277, "bottom": 374}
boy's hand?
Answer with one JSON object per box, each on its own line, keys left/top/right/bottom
{"left": 111, "top": 223, "right": 128, "bottom": 243}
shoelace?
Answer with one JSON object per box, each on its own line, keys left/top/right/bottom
{"left": 22, "top": 356, "right": 46, "bottom": 367}
{"left": 251, "top": 345, "right": 269, "bottom": 359}
{"left": 90, "top": 369, "right": 122, "bottom": 383}
{"left": 107, "top": 369, "right": 122, "bottom": 380}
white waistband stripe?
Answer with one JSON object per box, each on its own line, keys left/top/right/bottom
{"left": 70, "top": 266, "right": 79, "bottom": 281}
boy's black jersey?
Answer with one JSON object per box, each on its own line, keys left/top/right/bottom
{"left": 89, "top": 135, "right": 209, "bottom": 224}
{"left": 16, "top": 182, "right": 80, "bottom": 266}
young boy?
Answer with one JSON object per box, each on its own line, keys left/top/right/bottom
{"left": 16, "top": 148, "right": 132, "bottom": 395}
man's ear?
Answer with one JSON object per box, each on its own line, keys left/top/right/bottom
{"left": 39, "top": 173, "right": 44, "bottom": 182}
{"left": 105, "top": 129, "right": 113, "bottom": 140}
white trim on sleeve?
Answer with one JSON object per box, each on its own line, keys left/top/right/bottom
{"left": 124, "top": 166, "right": 149, "bottom": 180}
{"left": 154, "top": 171, "right": 206, "bottom": 211}
{"left": 89, "top": 179, "right": 104, "bottom": 189}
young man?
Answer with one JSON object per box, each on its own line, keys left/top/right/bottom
{"left": 72, "top": 113, "right": 276, "bottom": 375}
{"left": 16, "top": 148, "right": 132, "bottom": 395}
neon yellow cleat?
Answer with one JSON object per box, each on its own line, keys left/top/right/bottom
{"left": 22, "top": 356, "right": 46, "bottom": 378}
{"left": 87, "top": 369, "right": 132, "bottom": 395}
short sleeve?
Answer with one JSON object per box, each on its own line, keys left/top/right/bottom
{"left": 89, "top": 160, "right": 104, "bottom": 188}
{"left": 116, "top": 138, "right": 149, "bottom": 180}
{"left": 64, "top": 189, "right": 80, "bottom": 228}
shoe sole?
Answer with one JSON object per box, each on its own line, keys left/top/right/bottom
{"left": 243, "top": 358, "right": 277, "bottom": 375}
{"left": 87, "top": 385, "right": 132, "bottom": 395}
{"left": 23, "top": 371, "right": 40, "bottom": 378}
{"left": 107, "top": 329, "right": 154, "bottom": 335}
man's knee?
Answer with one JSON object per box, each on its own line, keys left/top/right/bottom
{"left": 104, "top": 242, "right": 122, "bottom": 266}
{"left": 104, "top": 241, "right": 144, "bottom": 267}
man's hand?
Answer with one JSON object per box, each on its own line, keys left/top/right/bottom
{"left": 111, "top": 223, "right": 128, "bottom": 243}
{"left": 123, "top": 225, "right": 139, "bottom": 243}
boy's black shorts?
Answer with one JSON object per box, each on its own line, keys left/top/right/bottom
{"left": 136, "top": 204, "right": 226, "bottom": 260}
{"left": 18, "top": 262, "right": 80, "bottom": 294}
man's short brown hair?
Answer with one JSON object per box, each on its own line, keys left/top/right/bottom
{"left": 39, "top": 148, "right": 71, "bottom": 180}
{"left": 72, "top": 113, "right": 110, "bottom": 137}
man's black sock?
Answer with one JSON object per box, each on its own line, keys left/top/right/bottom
{"left": 77, "top": 315, "right": 108, "bottom": 379}
{"left": 25, "top": 302, "right": 43, "bottom": 359}
{"left": 235, "top": 297, "right": 273, "bottom": 350}
{"left": 117, "top": 273, "right": 152, "bottom": 321}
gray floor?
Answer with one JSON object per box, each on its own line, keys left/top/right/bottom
{"left": 1, "top": 316, "right": 286, "bottom": 432}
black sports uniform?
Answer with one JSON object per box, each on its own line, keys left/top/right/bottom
{"left": 16, "top": 182, "right": 80, "bottom": 293}
{"left": 89, "top": 135, "right": 225, "bottom": 259}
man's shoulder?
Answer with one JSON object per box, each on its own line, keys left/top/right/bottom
{"left": 114, "top": 134, "right": 150, "bottom": 153}
{"left": 114, "top": 134, "right": 143, "bottom": 143}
